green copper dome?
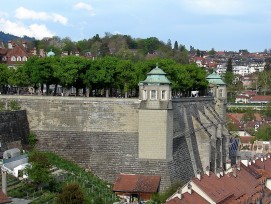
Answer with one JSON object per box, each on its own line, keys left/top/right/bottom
{"left": 47, "top": 49, "right": 55, "bottom": 57}
{"left": 140, "top": 65, "right": 171, "bottom": 85}
{"left": 206, "top": 72, "right": 226, "bottom": 85}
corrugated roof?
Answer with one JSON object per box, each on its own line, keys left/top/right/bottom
{"left": 113, "top": 174, "right": 161, "bottom": 193}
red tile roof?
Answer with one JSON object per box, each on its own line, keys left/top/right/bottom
{"left": 166, "top": 192, "right": 209, "bottom": 204}
{"left": 236, "top": 95, "right": 250, "bottom": 99}
{"left": 240, "top": 136, "right": 254, "bottom": 144}
{"left": 0, "top": 191, "right": 11, "bottom": 204}
{"left": 250, "top": 95, "right": 271, "bottom": 102}
{"left": 190, "top": 164, "right": 262, "bottom": 203}
{"left": 113, "top": 174, "right": 161, "bottom": 193}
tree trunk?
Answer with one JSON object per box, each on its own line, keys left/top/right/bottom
{"left": 106, "top": 88, "right": 109, "bottom": 98}
{"left": 46, "top": 84, "right": 50, "bottom": 95}
{"left": 54, "top": 84, "right": 58, "bottom": 96}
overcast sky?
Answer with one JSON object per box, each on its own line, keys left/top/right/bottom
{"left": 1, "top": 0, "right": 271, "bottom": 52}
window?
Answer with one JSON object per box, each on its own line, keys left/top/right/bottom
{"left": 143, "top": 90, "right": 147, "bottom": 100}
{"left": 11, "top": 56, "right": 16, "bottom": 61}
{"left": 22, "top": 56, "right": 27, "bottom": 61}
{"left": 2, "top": 56, "right": 6, "bottom": 61}
{"left": 218, "top": 89, "right": 223, "bottom": 97}
{"left": 150, "top": 90, "right": 157, "bottom": 100}
{"left": 161, "top": 90, "right": 166, "bottom": 100}
{"left": 17, "top": 56, "right": 21, "bottom": 61}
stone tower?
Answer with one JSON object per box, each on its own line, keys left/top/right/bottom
{"left": 206, "top": 72, "right": 227, "bottom": 119}
{"left": 206, "top": 72, "right": 229, "bottom": 171}
{"left": 138, "top": 65, "right": 173, "bottom": 160}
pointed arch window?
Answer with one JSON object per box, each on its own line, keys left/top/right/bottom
{"left": 11, "top": 56, "right": 16, "bottom": 61}
{"left": 22, "top": 56, "right": 27, "bottom": 61}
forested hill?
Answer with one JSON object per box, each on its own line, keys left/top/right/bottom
{"left": 0, "top": 31, "right": 35, "bottom": 43}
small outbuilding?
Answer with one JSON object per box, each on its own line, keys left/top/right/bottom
{"left": 113, "top": 174, "right": 161, "bottom": 203}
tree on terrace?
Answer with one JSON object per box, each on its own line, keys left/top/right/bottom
{"left": 56, "top": 183, "right": 85, "bottom": 204}
{"left": 25, "top": 151, "right": 51, "bottom": 187}
{"left": 0, "top": 64, "right": 10, "bottom": 93}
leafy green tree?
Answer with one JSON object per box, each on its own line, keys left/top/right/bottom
{"left": 56, "top": 183, "right": 85, "bottom": 204}
{"left": 209, "top": 48, "right": 216, "bottom": 56}
{"left": 24, "top": 56, "right": 59, "bottom": 94}
{"left": 115, "top": 60, "right": 136, "bottom": 98}
{"left": 241, "top": 108, "right": 255, "bottom": 122}
{"left": 25, "top": 151, "right": 51, "bottom": 186}
{"left": 255, "top": 125, "right": 271, "bottom": 141}
{"left": 167, "top": 39, "right": 172, "bottom": 49}
{"left": 196, "top": 49, "right": 201, "bottom": 57}
{"left": 53, "top": 56, "right": 85, "bottom": 95}
{"left": 27, "top": 132, "right": 38, "bottom": 149}
{"left": 264, "top": 100, "right": 271, "bottom": 118}
{"left": 8, "top": 66, "right": 31, "bottom": 94}
{"left": 173, "top": 41, "right": 178, "bottom": 50}
{"left": 0, "top": 64, "right": 10, "bottom": 93}
{"left": 258, "top": 70, "right": 271, "bottom": 95}
{"left": 149, "top": 182, "right": 182, "bottom": 204}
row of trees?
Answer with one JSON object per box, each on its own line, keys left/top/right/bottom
{"left": 0, "top": 56, "right": 208, "bottom": 97}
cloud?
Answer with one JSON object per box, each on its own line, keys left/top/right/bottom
{"left": 0, "top": 18, "right": 54, "bottom": 39}
{"left": 0, "top": 11, "right": 9, "bottom": 17}
{"left": 15, "top": 6, "right": 68, "bottom": 25}
{"left": 181, "top": 0, "right": 248, "bottom": 15}
{"left": 74, "top": 2, "right": 96, "bottom": 16}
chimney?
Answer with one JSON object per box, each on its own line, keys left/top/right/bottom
{"left": 241, "top": 159, "right": 249, "bottom": 167}
{"left": 261, "top": 157, "right": 264, "bottom": 162}
{"left": 187, "top": 183, "right": 192, "bottom": 194}
{"left": 226, "top": 160, "right": 231, "bottom": 170}
{"left": 268, "top": 154, "right": 270, "bottom": 159}
{"left": 248, "top": 159, "right": 252, "bottom": 166}
{"left": 205, "top": 166, "right": 210, "bottom": 176}
{"left": 264, "top": 156, "right": 267, "bottom": 161}
{"left": 236, "top": 160, "right": 241, "bottom": 170}
{"left": 220, "top": 168, "right": 224, "bottom": 177}
{"left": 196, "top": 169, "right": 201, "bottom": 180}
{"left": 232, "top": 166, "right": 237, "bottom": 177}
{"left": 216, "top": 168, "right": 221, "bottom": 178}
{"left": 2, "top": 170, "right": 7, "bottom": 195}
{"left": 0, "top": 41, "right": 4, "bottom": 48}
{"left": 8, "top": 41, "right": 12, "bottom": 49}
{"left": 22, "top": 41, "right": 27, "bottom": 48}
{"left": 32, "top": 48, "right": 37, "bottom": 55}
{"left": 177, "top": 189, "right": 182, "bottom": 199}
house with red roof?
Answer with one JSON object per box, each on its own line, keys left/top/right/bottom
{"left": 0, "top": 41, "right": 30, "bottom": 67}
{"left": 235, "top": 94, "right": 250, "bottom": 103}
{"left": 250, "top": 95, "right": 271, "bottom": 104}
{"left": 113, "top": 174, "right": 161, "bottom": 202}
{"left": 166, "top": 157, "right": 271, "bottom": 204}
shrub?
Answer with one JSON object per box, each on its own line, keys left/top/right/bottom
{"left": 56, "top": 182, "right": 85, "bottom": 204}
{"left": 8, "top": 100, "right": 21, "bottom": 110}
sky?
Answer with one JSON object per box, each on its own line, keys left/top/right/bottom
{"left": 0, "top": 0, "right": 271, "bottom": 52}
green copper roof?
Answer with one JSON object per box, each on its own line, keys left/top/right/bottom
{"left": 206, "top": 72, "right": 226, "bottom": 85}
{"left": 140, "top": 66, "right": 171, "bottom": 85}
{"left": 47, "top": 49, "right": 55, "bottom": 57}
